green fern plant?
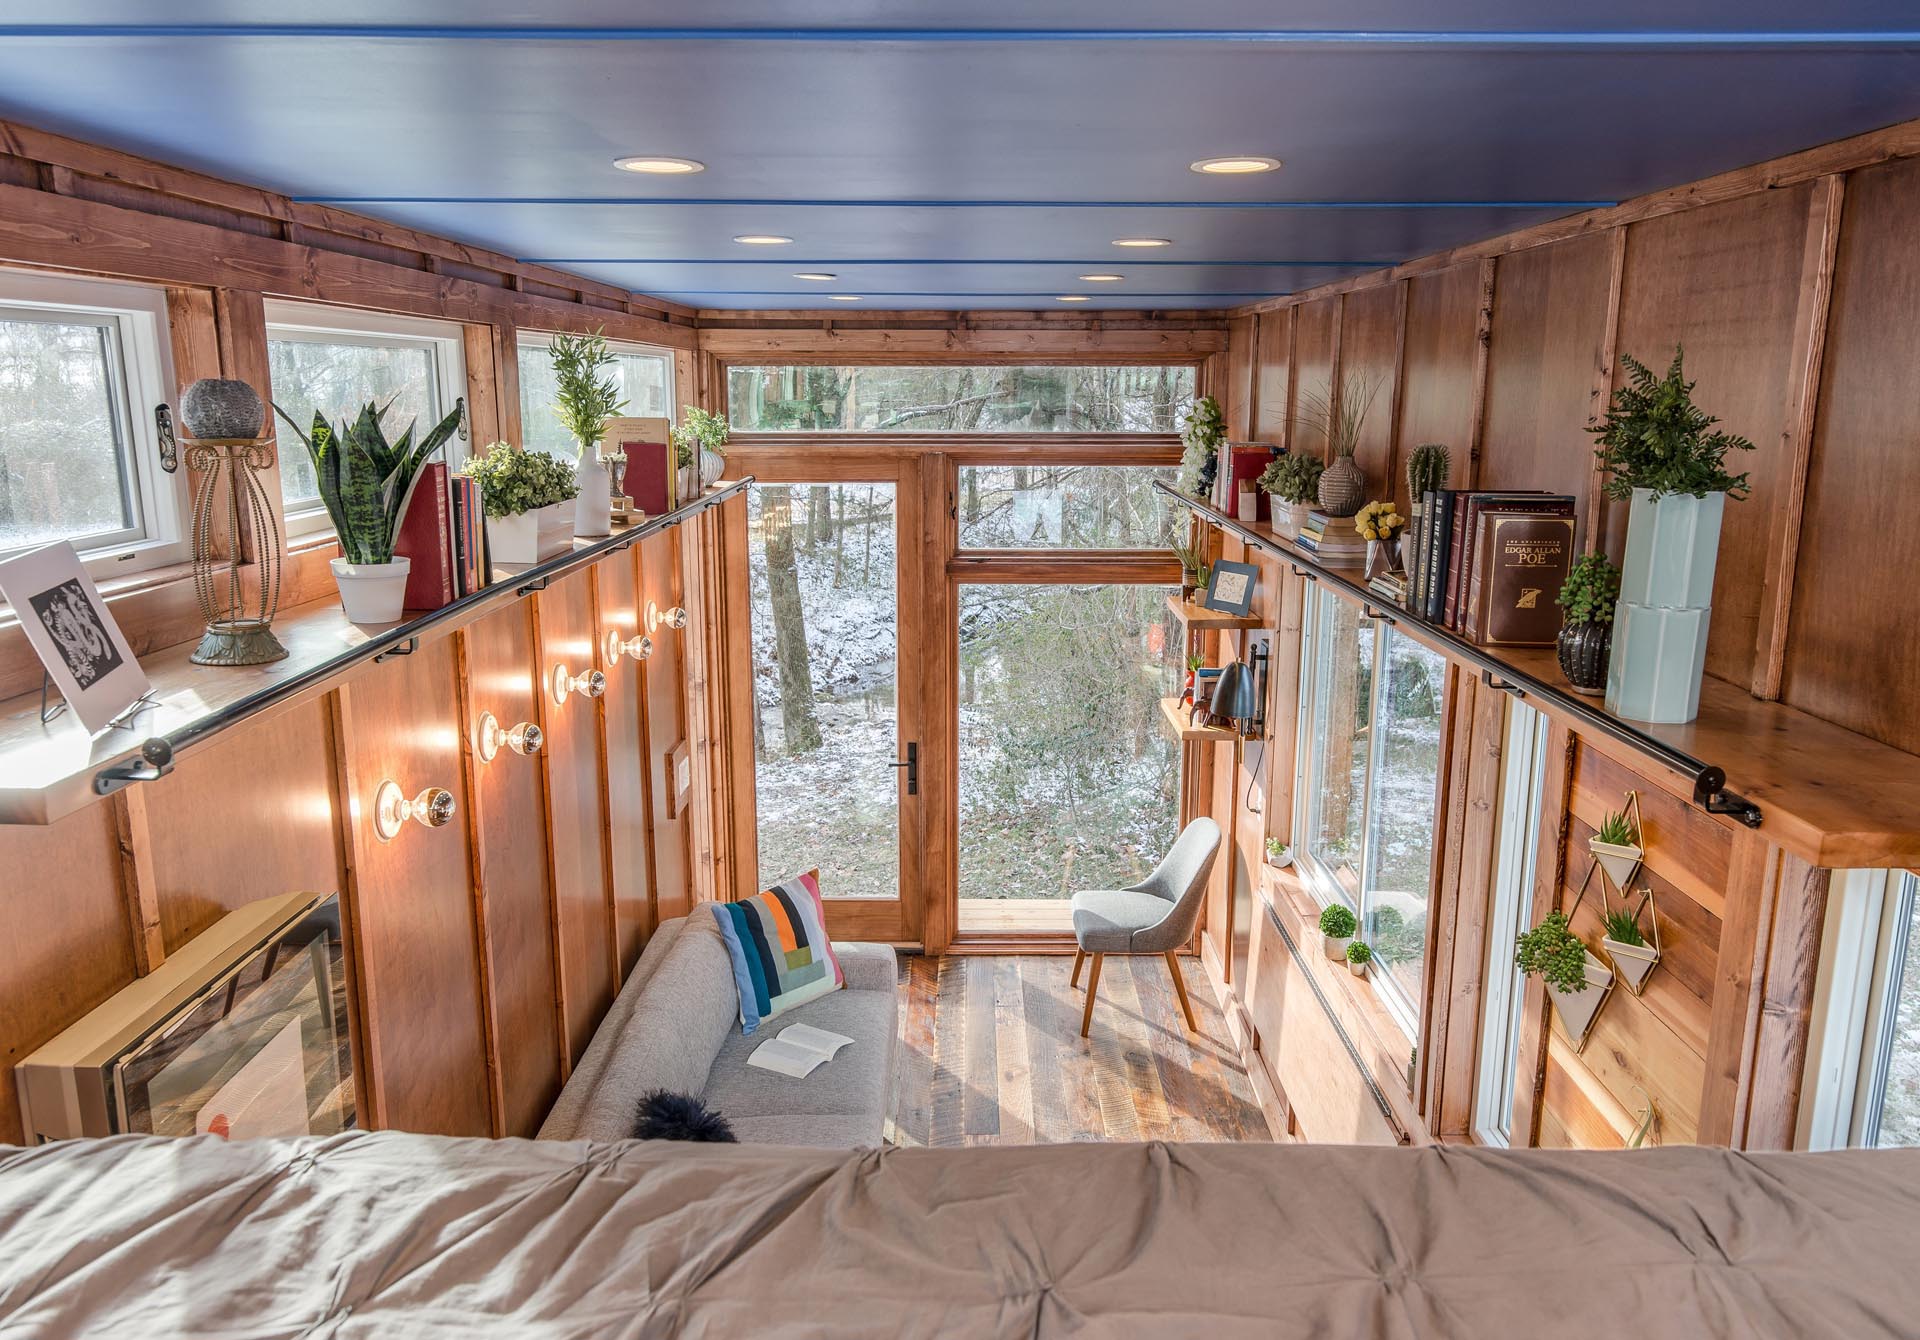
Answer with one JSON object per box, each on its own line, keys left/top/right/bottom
{"left": 1515, "top": 911, "right": 1590, "bottom": 994}
{"left": 1589, "top": 347, "right": 1754, "bottom": 501}
{"left": 274, "top": 398, "right": 462, "bottom": 565}
{"left": 548, "top": 329, "right": 625, "bottom": 455}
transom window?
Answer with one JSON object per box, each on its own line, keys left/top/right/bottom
{"left": 0, "top": 269, "right": 181, "bottom": 575}
{"left": 516, "top": 334, "right": 673, "bottom": 459}
{"left": 726, "top": 365, "right": 1194, "bottom": 433}
{"left": 265, "top": 301, "right": 466, "bottom": 535}
{"left": 1293, "top": 584, "right": 1448, "bottom": 1037}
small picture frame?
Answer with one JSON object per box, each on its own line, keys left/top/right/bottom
{"left": 0, "top": 542, "right": 151, "bottom": 734}
{"left": 1204, "top": 559, "right": 1259, "bottom": 617}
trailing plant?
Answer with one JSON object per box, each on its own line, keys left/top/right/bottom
{"left": 1293, "top": 374, "right": 1376, "bottom": 461}
{"left": 1603, "top": 890, "right": 1651, "bottom": 948}
{"left": 458, "top": 441, "right": 580, "bottom": 519}
{"left": 1406, "top": 442, "right": 1450, "bottom": 501}
{"left": 1557, "top": 552, "right": 1621, "bottom": 626}
{"left": 1589, "top": 347, "right": 1754, "bottom": 502}
{"left": 1515, "top": 911, "right": 1590, "bottom": 995}
{"left": 1318, "top": 903, "right": 1357, "bottom": 939}
{"left": 1594, "top": 809, "right": 1637, "bottom": 848}
{"left": 547, "top": 329, "right": 626, "bottom": 454}
{"left": 1257, "top": 451, "right": 1325, "bottom": 504}
{"left": 1176, "top": 395, "right": 1227, "bottom": 495}
{"left": 1345, "top": 940, "right": 1373, "bottom": 966}
{"left": 274, "top": 398, "right": 461, "bottom": 566}
{"left": 1354, "top": 500, "right": 1405, "bottom": 541}
{"left": 671, "top": 406, "right": 731, "bottom": 469}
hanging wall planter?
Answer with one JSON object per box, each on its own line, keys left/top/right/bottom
{"left": 1515, "top": 908, "right": 1614, "bottom": 1054}
{"left": 1554, "top": 953, "right": 1615, "bottom": 1051}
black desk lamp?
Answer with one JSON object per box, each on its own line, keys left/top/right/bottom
{"left": 1210, "top": 660, "right": 1258, "bottom": 735}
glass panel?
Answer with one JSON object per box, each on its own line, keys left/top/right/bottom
{"left": 1476, "top": 704, "right": 1547, "bottom": 1147}
{"left": 517, "top": 341, "right": 672, "bottom": 458}
{"left": 956, "top": 465, "right": 1178, "bottom": 548}
{"left": 956, "top": 584, "right": 1180, "bottom": 922}
{"left": 268, "top": 337, "right": 439, "bottom": 508}
{"left": 748, "top": 482, "right": 898, "bottom": 899}
{"left": 727, "top": 365, "right": 1194, "bottom": 432}
{"left": 1362, "top": 629, "right": 1447, "bottom": 1022}
{"left": 1302, "top": 593, "right": 1373, "bottom": 906}
{"left": 0, "top": 312, "right": 138, "bottom": 553}
{"left": 1869, "top": 881, "right": 1920, "bottom": 1146}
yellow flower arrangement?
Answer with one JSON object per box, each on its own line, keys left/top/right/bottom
{"left": 1354, "top": 499, "right": 1406, "bottom": 542}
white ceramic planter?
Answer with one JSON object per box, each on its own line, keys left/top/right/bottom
{"left": 1604, "top": 937, "right": 1660, "bottom": 996}
{"left": 1266, "top": 849, "right": 1294, "bottom": 870}
{"left": 1322, "top": 933, "right": 1351, "bottom": 963}
{"left": 1549, "top": 952, "right": 1615, "bottom": 1051}
{"left": 1607, "top": 488, "right": 1724, "bottom": 724}
{"left": 1347, "top": 958, "right": 1369, "bottom": 978}
{"left": 575, "top": 450, "right": 612, "bottom": 537}
{"left": 330, "top": 556, "right": 410, "bottom": 625}
{"left": 489, "top": 501, "right": 575, "bottom": 566}
{"left": 1589, "top": 839, "right": 1643, "bottom": 890}
{"left": 700, "top": 448, "right": 725, "bottom": 489}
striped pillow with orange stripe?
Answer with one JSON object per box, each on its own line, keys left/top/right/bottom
{"left": 709, "top": 869, "right": 844, "bottom": 1034}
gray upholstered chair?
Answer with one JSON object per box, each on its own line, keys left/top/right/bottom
{"left": 1069, "top": 817, "right": 1222, "bottom": 1038}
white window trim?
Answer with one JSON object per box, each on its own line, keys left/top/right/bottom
{"left": 0, "top": 268, "right": 184, "bottom": 579}
{"left": 265, "top": 300, "right": 468, "bottom": 539}
{"left": 1473, "top": 701, "right": 1549, "bottom": 1147}
{"left": 1800, "top": 868, "right": 1919, "bottom": 1150}
{"left": 515, "top": 330, "right": 677, "bottom": 423}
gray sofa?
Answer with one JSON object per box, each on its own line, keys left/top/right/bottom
{"left": 537, "top": 911, "right": 898, "bottom": 1147}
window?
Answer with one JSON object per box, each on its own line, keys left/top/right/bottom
{"left": 1293, "top": 585, "right": 1448, "bottom": 1036}
{"left": 1801, "top": 869, "right": 1920, "bottom": 1149}
{"left": 517, "top": 334, "right": 673, "bottom": 460}
{"left": 956, "top": 465, "right": 1178, "bottom": 549}
{"left": 726, "top": 365, "right": 1194, "bottom": 433}
{"left": 1473, "top": 702, "right": 1550, "bottom": 1146}
{"left": 0, "top": 269, "right": 180, "bottom": 574}
{"left": 265, "top": 302, "right": 466, "bottom": 534}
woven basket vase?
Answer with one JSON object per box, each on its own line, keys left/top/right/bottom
{"left": 1317, "top": 455, "right": 1367, "bottom": 517}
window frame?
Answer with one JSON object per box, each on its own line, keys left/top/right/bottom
{"left": 264, "top": 300, "right": 468, "bottom": 539}
{"left": 0, "top": 268, "right": 183, "bottom": 578}
{"left": 515, "top": 330, "right": 677, "bottom": 436}
{"left": 1800, "top": 867, "right": 1920, "bottom": 1149}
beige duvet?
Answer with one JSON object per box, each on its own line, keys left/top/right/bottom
{"left": 1, "top": 1132, "right": 1916, "bottom": 1337}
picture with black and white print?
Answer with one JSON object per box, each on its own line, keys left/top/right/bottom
{"left": 28, "top": 578, "right": 124, "bottom": 689}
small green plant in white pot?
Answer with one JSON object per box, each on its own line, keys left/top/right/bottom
{"left": 1319, "top": 902, "right": 1357, "bottom": 962}
{"left": 1516, "top": 910, "right": 1613, "bottom": 1051}
{"left": 1345, "top": 939, "right": 1372, "bottom": 979}
{"left": 1589, "top": 348, "right": 1753, "bottom": 724}
{"left": 1601, "top": 888, "right": 1661, "bottom": 996}
{"left": 1265, "top": 836, "right": 1293, "bottom": 869}
{"left": 548, "top": 329, "right": 626, "bottom": 539}
{"left": 1588, "top": 808, "right": 1644, "bottom": 889}
{"left": 274, "top": 398, "right": 461, "bottom": 625}
{"left": 1258, "top": 452, "right": 1324, "bottom": 539}
{"left": 460, "top": 442, "right": 580, "bottom": 565}
{"left": 672, "top": 406, "right": 730, "bottom": 499}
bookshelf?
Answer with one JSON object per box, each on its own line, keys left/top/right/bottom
{"left": 1165, "top": 594, "right": 1262, "bottom": 631}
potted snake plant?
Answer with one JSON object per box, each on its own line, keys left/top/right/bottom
{"left": 274, "top": 398, "right": 462, "bottom": 624}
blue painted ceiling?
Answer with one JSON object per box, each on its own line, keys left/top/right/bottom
{"left": 0, "top": 4, "right": 1916, "bottom": 310}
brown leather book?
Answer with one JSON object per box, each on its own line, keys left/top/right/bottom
{"left": 1465, "top": 512, "right": 1576, "bottom": 645}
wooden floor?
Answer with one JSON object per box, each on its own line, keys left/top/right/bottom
{"left": 887, "top": 954, "right": 1271, "bottom": 1146}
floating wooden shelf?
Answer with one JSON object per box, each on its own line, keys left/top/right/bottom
{"left": 1165, "top": 593, "right": 1262, "bottom": 631}
{"left": 1159, "top": 695, "right": 1241, "bottom": 743}
{"left": 1157, "top": 479, "right": 1920, "bottom": 868}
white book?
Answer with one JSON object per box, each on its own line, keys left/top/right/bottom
{"left": 746, "top": 1023, "right": 855, "bottom": 1079}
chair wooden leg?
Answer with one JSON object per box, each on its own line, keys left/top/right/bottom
{"left": 1079, "top": 953, "right": 1104, "bottom": 1037}
{"left": 1165, "top": 951, "right": 1198, "bottom": 1032}
{"left": 1070, "top": 948, "right": 1086, "bottom": 988}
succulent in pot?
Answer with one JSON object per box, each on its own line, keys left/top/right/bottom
{"left": 460, "top": 441, "right": 581, "bottom": 565}
{"left": 1319, "top": 902, "right": 1357, "bottom": 962}
{"left": 1345, "top": 940, "right": 1373, "bottom": 978}
{"left": 548, "top": 329, "right": 627, "bottom": 538}
{"left": 274, "top": 398, "right": 462, "bottom": 624}
{"left": 1257, "top": 451, "right": 1325, "bottom": 539}
{"left": 1600, "top": 887, "right": 1661, "bottom": 995}
{"left": 1265, "top": 836, "right": 1293, "bottom": 869}
{"left": 671, "top": 406, "right": 731, "bottom": 499}
{"left": 1515, "top": 909, "right": 1614, "bottom": 1049}
{"left": 1555, "top": 551, "right": 1621, "bottom": 696}
{"left": 1588, "top": 807, "right": 1643, "bottom": 889}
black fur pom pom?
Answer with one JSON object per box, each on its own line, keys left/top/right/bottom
{"left": 634, "top": 1090, "right": 738, "bottom": 1143}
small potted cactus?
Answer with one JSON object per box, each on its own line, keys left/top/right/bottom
{"left": 1319, "top": 902, "right": 1357, "bottom": 962}
{"left": 1345, "top": 940, "right": 1373, "bottom": 978}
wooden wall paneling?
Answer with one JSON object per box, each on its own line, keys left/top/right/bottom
{"left": 1478, "top": 233, "right": 1617, "bottom": 536}
{"left": 1510, "top": 722, "right": 1575, "bottom": 1146}
{"left": 717, "top": 493, "right": 759, "bottom": 908}
{"left": 1537, "top": 1034, "right": 1632, "bottom": 1149}
{"left": 592, "top": 548, "right": 655, "bottom": 971}
{"left": 1261, "top": 570, "right": 1307, "bottom": 857}
{"left": 1335, "top": 284, "right": 1400, "bottom": 500}
{"left": 1697, "top": 828, "right": 1779, "bottom": 1146}
{"left": 1224, "top": 314, "right": 1256, "bottom": 439}
{"left": 331, "top": 644, "right": 492, "bottom": 1136}
{"left": 108, "top": 789, "right": 165, "bottom": 975}
{"left": 461, "top": 322, "right": 502, "bottom": 449}
{"left": 1752, "top": 175, "right": 1844, "bottom": 701}
{"left": 909, "top": 455, "right": 952, "bottom": 950}
{"left": 1570, "top": 746, "right": 1730, "bottom": 920}
{"left": 1464, "top": 259, "right": 1497, "bottom": 490}
{"left": 1252, "top": 307, "right": 1295, "bottom": 446}
{"left": 0, "top": 805, "right": 138, "bottom": 1145}
{"left": 639, "top": 530, "right": 692, "bottom": 923}
{"left": 680, "top": 511, "right": 723, "bottom": 906}
{"left": 1291, "top": 299, "right": 1340, "bottom": 459}
{"left": 532, "top": 570, "right": 617, "bottom": 1068}
{"left": 1783, "top": 155, "right": 1920, "bottom": 754}
{"left": 458, "top": 603, "right": 564, "bottom": 1136}
{"left": 164, "top": 286, "right": 228, "bottom": 561}
{"left": 1740, "top": 852, "right": 1831, "bottom": 1149}
{"left": 1393, "top": 263, "right": 1483, "bottom": 512}
{"left": 1610, "top": 184, "right": 1814, "bottom": 685}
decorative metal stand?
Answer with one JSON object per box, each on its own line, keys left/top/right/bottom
{"left": 186, "top": 435, "right": 289, "bottom": 666}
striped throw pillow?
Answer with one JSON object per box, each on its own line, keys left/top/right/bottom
{"left": 709, "top": 870, "right": 844, "bottom": 1034}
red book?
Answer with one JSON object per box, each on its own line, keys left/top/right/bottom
{"left": 1225, "top": 444, "right": 1278, "bottom": 521}
{"left": 613, "top": 421, "right": 675, "bottom": 515}
{"left": 393, "top": 461, "right": 455, "bottom": 612}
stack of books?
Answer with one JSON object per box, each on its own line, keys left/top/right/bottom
{"left": 1407, "top": 490, "right": 1576, "bottom": 645}
{"left": 1294, "top": 509, "right": 1368, "bottom": 562}
{"left": 1367, "top": 572, "right": 1409, "bottom": 606}
{"left": 394, "top": 461, "right": 493, "bottom": 614}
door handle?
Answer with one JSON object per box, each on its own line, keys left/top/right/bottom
{"left": 887, "top": 741, "right": 918, "bottom": 796}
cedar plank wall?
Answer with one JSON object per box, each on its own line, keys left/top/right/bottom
{"left": 1217, "top": 118, "right": 1920, "bottom": 1152}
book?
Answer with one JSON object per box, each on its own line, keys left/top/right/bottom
{"left": 1442, "top": 492, "right": 1561, "bottom": 629}
{"left": 611, "top": 418, "right": 676, "bottom": 516}
{"left": 1453, "top": 493, "right": 1569, "bottom": 630}
{"left": 1463, "top": 511, "right": 1577, "bottom": 645}
{"left": 393, "top": 461, "right": 455, "bottom": 612}
{"left": 1423, "top": 490, "right": 1457, "bottom": 622}
{"left": 746, "top": 1022, "right": 855, "bottom": 1078}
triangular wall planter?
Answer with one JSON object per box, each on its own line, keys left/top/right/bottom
{"left": 1551, "top": 953, "right": 1615, "bottom": 1052}
{"left": 1605, "top": 938, "right": 1660, "bottom": 995}
{"left": 1590, "top": 840, "right": 1643, "bottom": 891}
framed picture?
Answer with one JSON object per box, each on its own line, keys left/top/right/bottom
{"left": 1204, "top": 559, "right": 1259, "bottom": 617}
{"left": 0, "top": 542, "right": 151, "bottom": 734}
{"left": 605, "top": 416, "right": 675, "bottom": 517}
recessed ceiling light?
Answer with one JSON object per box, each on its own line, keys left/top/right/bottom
{"left": 1078, "top": 273, "right": 1124, "bottom": 282}
{"left": 1190, "top": 155, "right": 1283, "bottom": 175}
{"left": 733, "top": 234, "right": 793, "bottom": 245}
{"left": 1112, "top": 237, "right": 1172, "bottom": 248}
{"left": 828, "top": 294, "right": 863, "bottom": 301}
{"left": 792, "top": 272, "right": 838, "bottom": 281}
{"left": 613, "top": 155, "right": 705, "bottom": 175}
{"left": 1056, "top": 295, "right": 1090, "bottom": 303}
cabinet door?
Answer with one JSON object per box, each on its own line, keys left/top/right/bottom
{"left": 338, "top": 638, "right": 491, "bottom": 1136}
{"left": 460, "top": 603, "right": 562, "bottom": 1137}
{"left": 640, "top": 530, "right": 692, "bottom": 921}
{"left": 594, "top": 548, "right": 656, "bottom": 973}
{"left": 535, "top": 569, "right": 616, "bottom": 1067}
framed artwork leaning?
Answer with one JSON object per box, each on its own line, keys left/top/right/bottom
{"left": 1204, "top": 559, "right": 1259, "bottom": 617}
{"left": 0, "top": 541, "right": 152, "bottom": 733}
